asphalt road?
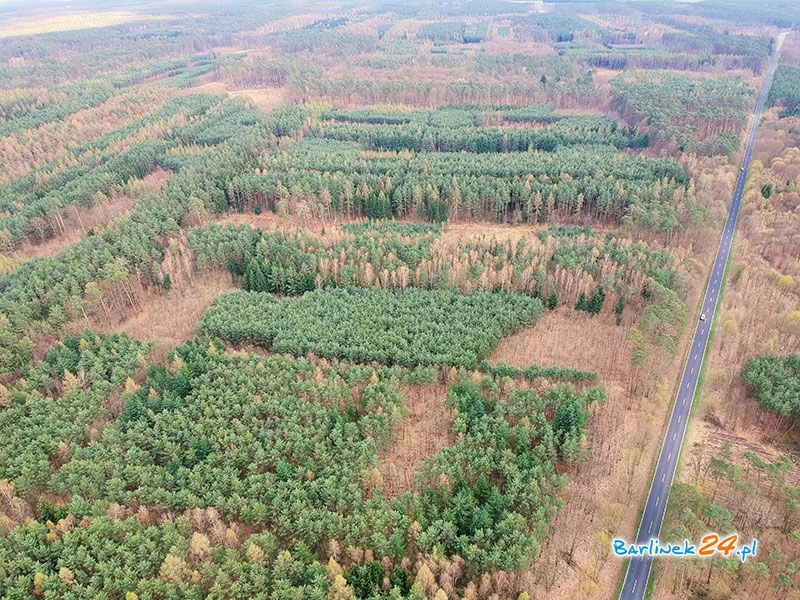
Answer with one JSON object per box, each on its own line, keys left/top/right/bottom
{"left": 618, "top": 44, "right": 782, "bottom": 600}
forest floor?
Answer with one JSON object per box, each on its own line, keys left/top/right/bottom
{"left": 378, "top": 382, "right": 454, "bottom": 497}
{"left": 215, "top": 210, "right": 332, "bottom": 235}
{"left": 98, "top": 269, "right": 236, "bottom": 364}
{"left": 491, "top": 310, "right": 648, "bottom": 597}
{"left": 9, "top": 197, "right": 135, "bottom": 264}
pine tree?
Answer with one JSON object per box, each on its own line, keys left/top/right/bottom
{"left": 615, "top": 294, "right": 625, "bottom": 324}
{"left": 189, "top": 532, "right": 211, "bottom": 561}
{"left": 357, "top": 182, "right": 372, "bottom": 215}
{"left": 246, "top": 542, "right": 266, "bottom": 565}
{"left": 547, "top": 290, "right": 558, "bottom": 310}
{"left": 33, "top": 572, "right": 46, "bottom": 596}
{"left": 159, "top": 555, "right": 188, "bottom": 584}
{"left": 318, "top": 188, "right": 333, "bottom": 219}
{"left": 242, "top": 257, "right": 255, "bottom": 291}
{"left": 411, "top": 184, "right": 424, "bottom": 215}
{"left": 253, "top": 260, "right": 270, "bottom": 292}
{"left": 342, "top": 179, "right": 355, "bottom": 217}
{"left": 59, "top": 567, "right": 76, "bottom": 585}
{"left": 368, "top": 189, "right": 390, "bottom": 219}
{"left": 0, "top": 383, "right": 9, "bottom": 409}
{"left": 589, "top": 286, "right": 605, "bottom": 314}
{"left": 268, "top": 263, "right": 283, "bottom": 294}
{"left": 392, "top": 187, "right": 408, "bottom": 216}
{"left": 576, "top": 292, "right": 588, "bottom": 312}
{"left": 450, "top": 176, "right": 463, "bottom": 220}
{"left": 328, "top": 575, "right": 355, "bottom": 600}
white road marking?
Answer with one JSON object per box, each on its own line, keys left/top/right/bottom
{"left": 661, "top": 473, "right": 665, "bottom": 483}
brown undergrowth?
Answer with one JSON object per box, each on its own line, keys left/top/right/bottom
{"left": 5, "top": 168, "right": 170, "bottom": 266}
{"left": 489, "top": 294, "right": 706, "bottom": 598}
{"left": 95, "top": 269, "right": 235, "bottom": 364}
{"left": 378, "top": 382, "right": 454, "bottom": 497}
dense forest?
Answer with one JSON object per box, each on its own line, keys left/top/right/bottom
{"left": 742, "top": 354, "right": 800, "bottom": 423}
{"left": 187, "top": 221, "right": 680, "bottom": 310}
{"left": 0, "top": 341, "right": 604, "bottom": 598}
{"left": 768, "top": 65, "right": 800, "bottom": 117}
{"left": 315, "top": 105, "right": 649, "bottom": 150}
{"left": 248, "top": 137, "right": 690, "bottom": 229}
{"left": 610, "top": 72, "right": 753, "bottom": 153}
{"left": 198, "top": 287, "right": 543, "bottom": 368}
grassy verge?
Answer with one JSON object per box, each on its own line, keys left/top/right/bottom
{"left": 644, "top": 570, "right": 656, "bottom": 599}
{"left": 614, "top": 559, "right": 629, "bottom": 598}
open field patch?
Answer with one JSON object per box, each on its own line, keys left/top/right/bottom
{"left": 0, "top": 11, "right": 158, "bottom": 38}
